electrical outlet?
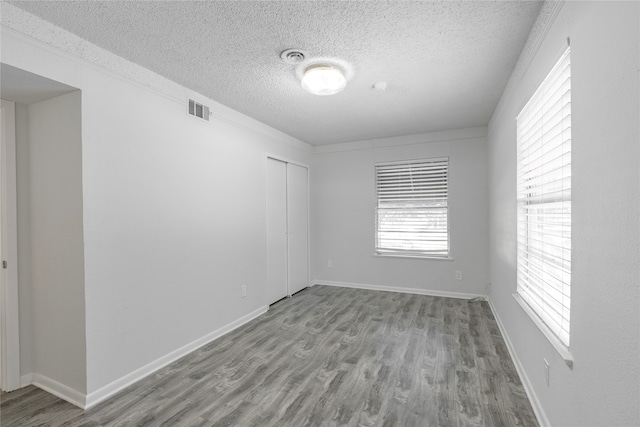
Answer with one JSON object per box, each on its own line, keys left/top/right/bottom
{"left": 455, "top": 270, "right": 462, "bottom": 280}
{"left": 544, "top": 359, "right": 550, "bottom": 387}
{"left": 328, "top": 259, "right": 333, "bottom": 268}
{"left": 241, "top": 285, "right": 247, "bottom": 298}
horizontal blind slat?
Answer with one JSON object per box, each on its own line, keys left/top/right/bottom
{"left": 516, "top": 47, "right": 571, "bottom": 347}
{"left": 375, "top": 158, "right": 449, "bottom": 257}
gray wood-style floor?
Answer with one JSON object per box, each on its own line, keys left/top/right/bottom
{"left": 1, "top": 285, "right": 538, "bottom": 427}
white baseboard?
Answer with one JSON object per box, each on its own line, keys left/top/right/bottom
{"left": 14, "top": 305, "right": 268, "bottom": 410}
{"left": 487, "top": 298, "right": 550, "bottom": 427}
{"left": 84, "top": 304, "right": 268, "bottom": 409}
{"left": 312, "top": 280, "right": 482, "bottom": 300}
{"left": 29, "top": 373, "right": 86, "bottom": 408}
{"left": 17, "top": 288, "right": 546, "bottom": 425}
{"left": 17, "top": 306, "right": 268, "bottom": 409}
{"left": 20, "top": 373, "right": 33, "bottom": 388}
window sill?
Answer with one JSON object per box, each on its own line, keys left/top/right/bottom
{"left": 372, "top": 253, "right": 454, "bottom": 261}
{"left": 512, "top": 293, "right": 574, "bottom": 369}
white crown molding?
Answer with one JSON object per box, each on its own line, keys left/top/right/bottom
{"left": 0, "top": 3, "right": 310, "bottom": 152}
{"left": 489, "top": 0, "right": 565, "bottom": 130}
{"left": 313, "top": 126, "right": 487, "bottom": 155}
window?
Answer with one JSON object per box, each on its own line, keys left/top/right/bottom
{"left": 516, "top": 47, "right": 571, "bottom": 347}
{"left": 375, "top": 158, "right": 449, "bottom": 258}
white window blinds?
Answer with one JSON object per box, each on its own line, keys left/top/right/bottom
{"left": 375, "top": 158, "right": 449, "bottom": 258}
{"left": 516, "top": 47, "right": 571, "bottom": 347}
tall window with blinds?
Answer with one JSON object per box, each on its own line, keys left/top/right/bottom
{"left": 375, "top": 158, "right": 449, "bottom": 258}
{"left": 516, "top": 47, "right": 571, "bottom": 347}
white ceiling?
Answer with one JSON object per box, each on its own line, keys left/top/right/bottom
{"left": 9, "top": 1, "right": 543, "bottom": 145}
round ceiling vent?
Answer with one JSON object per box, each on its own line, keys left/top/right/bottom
{"left": 280, "top": 49, "right": 307, "bottom": 64}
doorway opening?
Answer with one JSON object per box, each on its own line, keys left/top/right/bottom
{"left": 1, "top": 63, "right": 79, "bottom": 392}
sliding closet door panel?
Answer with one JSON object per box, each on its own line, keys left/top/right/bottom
{"left": 266, "top": 158, "right": 288, "bottom": 304}
{"left": 287, "top": 163, "right": 309, "bottom": 295}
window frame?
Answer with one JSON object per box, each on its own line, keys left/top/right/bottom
{"left": 373, "top": 157, "right": 451, "bottom": 260}
{"left": 515, "top": 46, "right": 573, "bottom": 366}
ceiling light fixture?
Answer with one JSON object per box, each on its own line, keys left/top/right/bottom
{"left": 301, "top": 65, "right": 346, "bottom": 96}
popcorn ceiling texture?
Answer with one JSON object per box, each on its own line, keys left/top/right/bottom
{"left": 7, "top": 1, "right": 542, "bottom": 145}
{"left": 491, "top": 0, "right": 565, "bottom": 125}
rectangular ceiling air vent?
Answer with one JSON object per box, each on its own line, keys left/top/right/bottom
{"left": 188, "top": 99, "right": 210, "bottom": 121}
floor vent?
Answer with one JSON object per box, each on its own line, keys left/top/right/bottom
{"left": 188, "top": 99, "right": 210, "bottom": 121}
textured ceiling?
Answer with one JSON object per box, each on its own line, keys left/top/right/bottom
{"left": 8, "top": 1, "right": 543, "bottom": 145}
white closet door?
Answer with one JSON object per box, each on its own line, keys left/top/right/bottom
{"left": 286, "top": 163, "right": 309, "bottom": 295}
{"left": 266, "top": 158, "right": 288, "bottom": 304}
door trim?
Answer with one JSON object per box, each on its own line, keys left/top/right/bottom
{"left": 0, "top": 99, "right": 21, "bottom": 391}
{"left": 265, "top": 153, "right": 309, "bottom": 170}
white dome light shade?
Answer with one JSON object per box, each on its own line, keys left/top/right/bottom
{"left": 301, "top": 65, "right": 346, "bottom": 96}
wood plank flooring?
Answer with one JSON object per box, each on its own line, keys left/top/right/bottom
{"left": 0, "top": 285, "right": 538, "bottom": 427}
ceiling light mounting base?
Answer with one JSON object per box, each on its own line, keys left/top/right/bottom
{"left": 280, "top": 49, "right": 307, "bottom": 64}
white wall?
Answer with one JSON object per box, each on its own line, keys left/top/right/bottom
{"left": 2, "top": 4, "right": 312, "bottom": 404}
{"left": 312, "top": 128, "right": 489, "bottom": 297}
{"left": 488, "top": 2, "right": 639, "bottom": 426}
{"left": 6, "top": 3, "right": 639, "bottom": 424}
{"left": 80, "top": 70, "right": 310, "bottom": 395}
{"left": 26, "top": 91, "right": 87, "bottom": 394}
